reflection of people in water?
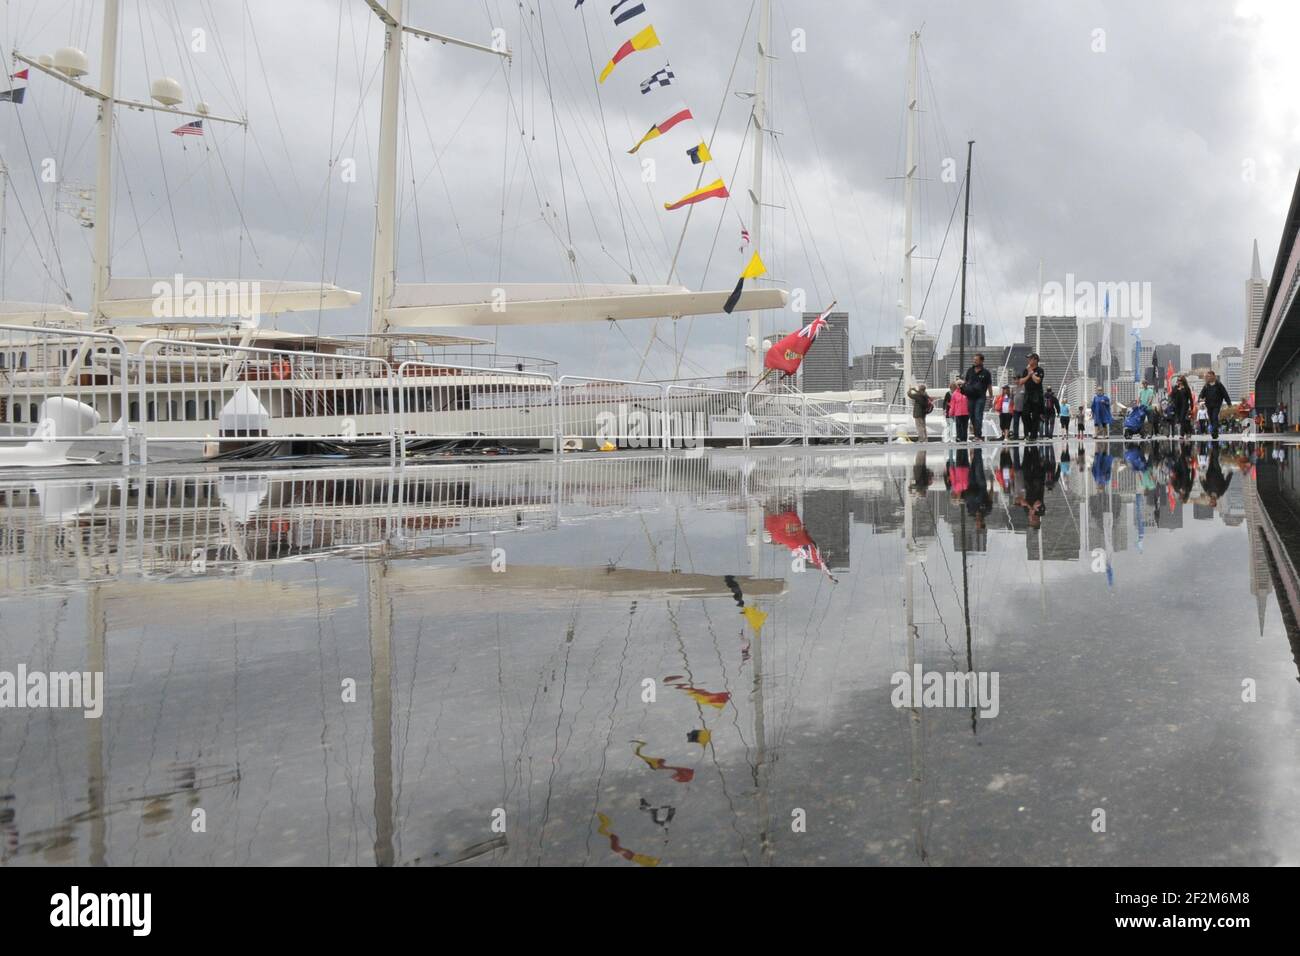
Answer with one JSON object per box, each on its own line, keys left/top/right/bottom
{"left": 911, "top": 450, "right": 933, "bottom": 496}
{"left": 965, "top": 449, "right": 992, "bottom": 529}
{"left": 597, "top": 812, "right": 660, "bottom": 867}
{"left": 1199, "top": 446, "right": 1232, "bottom": 506}
{"left": 1169, "top": 442, "right": 1195, "bottom": 503}
{"left": 631, "top": 740, "right": 694, "bottom": 783}
{"left": 1016, "top": 446, "right": 1047, "bottom": 528}
{"left": 945, "top": 449, "right": 971, "bottom": 500}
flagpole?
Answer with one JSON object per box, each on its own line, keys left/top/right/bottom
{"left": 901, "top": 30, "right": 920, "bottom": 397}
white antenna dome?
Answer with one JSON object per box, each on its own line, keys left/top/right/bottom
{"left": 53, "top": 47, "right": 89, "bottom": 78}
{"left": 37, "top": 54, "right": 53, "bottom": 68}
{"left": 150, "top": 76, "right": 184, "bottom": 107}
{"left": 194, "top": 100, "right": 210, "bottom": 116}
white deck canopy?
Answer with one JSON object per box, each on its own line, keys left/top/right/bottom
{"left": 0, "top": 300, "right": 89, "bottom": 326}
{"left": 99, "top": 278, "right": 361, "bottom": 321}
{"left": 385, "top": 282, "right": 789, "bottom": 327}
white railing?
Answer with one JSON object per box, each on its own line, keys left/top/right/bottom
{"left": 395, "top": 360, "right": 556, "bottom": 452}
{"left": 0, "top": 325, "right": 131, "bottom": 461}
{"left": 0, "top": 324, "right": 987, "bottom": 468}
{"left": 132, "top": 339, "right": 396, "bottom": 454}
{"left": 664, "top": 383, "right": 746, "bottom": 447}
{"left": 557, "top": 375, "right": 667, "bottom": 450}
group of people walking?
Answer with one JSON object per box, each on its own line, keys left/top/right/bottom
{"left": 906, "top": 353, "right": 1240, "bottom": 443}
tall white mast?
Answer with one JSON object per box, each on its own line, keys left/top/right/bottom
{"left": 0, "top": 158, "right": 8, "bottom": 300}
{"left": 1035, "top": 259, "right": 1042, "bottom": 356}
{"left": 746, "top": 0, "right": 771, "bottom": 382}
{"left": 90, "top": 0, "right": 120, "bottom": 324}
{"left": 901, "top": 30, "right": 919, "bottom": 391}
{"left": 370, "top": 0, "right": 404, "bottom": 345}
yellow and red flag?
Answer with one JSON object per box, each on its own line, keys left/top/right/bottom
{"left": 664, "top": 177, "right": 728, "bottom": 211}
{"left": 627, "top": 107, "right": 693, "bottom": 154}
{"left": 598, "top": 25, "right": 660, "bottom": 83}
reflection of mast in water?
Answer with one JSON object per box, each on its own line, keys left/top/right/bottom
{"left": 904, "top": 454, "right": 927, "bottom": 862}
{"left": 368, "top": 465, "right": 400, "bottom": 865}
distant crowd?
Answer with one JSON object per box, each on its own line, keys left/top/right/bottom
{"left": 905, "top": 352, "right": 1285, "bottom": 443}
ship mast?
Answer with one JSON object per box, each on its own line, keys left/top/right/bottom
{"left": 361, "top": 0, "right": 511, "bottom": 351}
{"left": 14, "top": 0, "right": 246, "bottom": 329}
{"left": 900, "top": 31, "right": 919, "bottom": 392}
{"left": 746, "top": 0, "right": 772, "bottom": 383}
{"left": 89, "top": 0, "right": 120, "bottom": 324}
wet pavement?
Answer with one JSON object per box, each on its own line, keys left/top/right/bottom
{"left": 1, "top": 438, "right": 1298, "bottom": 866}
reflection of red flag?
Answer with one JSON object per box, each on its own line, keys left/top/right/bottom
{"left": 764, "top": 510, "right": 835, "bottom": 580}
{"left": 765, "top": 510, "right": 813, "bottom": 550}
{"left": 764, "top": 307, "right": 831, "bottom": 376}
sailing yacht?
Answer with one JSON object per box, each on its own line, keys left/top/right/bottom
{"left": 0, "top": 0, "right": 788, "bottom": 461}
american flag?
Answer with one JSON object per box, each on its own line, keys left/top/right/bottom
{"left": 171, "top": 119, "right": 204, "bottom": 137}
{"left": 740, "top": 226, "right": 750, "bottom": 244}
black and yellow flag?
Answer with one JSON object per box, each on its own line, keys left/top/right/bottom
{"left": 723, "top": 252, "right": 767, "bottom": 314}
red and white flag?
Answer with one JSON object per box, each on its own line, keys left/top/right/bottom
{"left": 763, "top": 302, "right": 835, "bottom": 376}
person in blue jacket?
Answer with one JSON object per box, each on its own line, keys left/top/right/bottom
{"left": 1090, "top": 385, "right": 1113, "bottom": 437}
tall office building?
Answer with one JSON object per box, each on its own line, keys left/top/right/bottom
{"left": 1137, "top": 343, "right": 1156, "bottom": 383}
{"left": 1083, "top": 319, "right": 1128, "bottom": 380}
{"left": 800, "top": 311, "right": 849, "bottom": 392}
{"left": 1191, "top": 352, "right": 1212, "bottom": 370}
{"left": 1152, "top": 343, "right": 1182, "bottom": 377}
{"left": 950, "top": 323, "right": 987, "bottom": 351}
{"left": 1244, "top": 239, "right": 1267, "bottom": 398}
{"left": 943, "top": 324, "right": 989, "bottom": 387}
{"left": 1215, "top": 346, "right": 1243, "bottom": 398}
{"left": 1022, "top": 316, "right": 1080, "bottom": 396}
{"left": 908, "top": 333, "right": 940, "bottom": 388}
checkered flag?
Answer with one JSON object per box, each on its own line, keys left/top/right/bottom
{"left": 639, "top": 63, "right": 674, "bottom": 94}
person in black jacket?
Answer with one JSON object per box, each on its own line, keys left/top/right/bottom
{"left": 1016, "top": 354, "right": 1046, "bottom": 441}
{"left": 962, "top": 353, "right": 994, "bottom": 441}
{"left": 1198, "top": 370, "right": 1231, "bottom": 440}
{"left": 1199, "top": 445, "right": 1232, "bottom": 506}
{"left": 1170, "top": 376, "right": 1194, "bottom": 438}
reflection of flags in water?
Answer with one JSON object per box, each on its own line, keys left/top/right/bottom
{"left": 764, "top": 510, "right": 837, "bottom": 582}
{"left": 763, "top": 302, "right": 834, "bottom": 373}
{"left": 596, "top": 813, "right": 660, "bottom": 867}
{"left": 1102, "top": 509, "right": 1114, "bottom": 587}
{"left": 1134, "top": 494, "right": 1145, "bottom": 552}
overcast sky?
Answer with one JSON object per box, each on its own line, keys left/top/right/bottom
{"left": 1, "top": 0, "right": 1296, "bottom": 380}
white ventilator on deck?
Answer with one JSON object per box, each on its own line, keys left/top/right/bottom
{"left": 35, "top": 480, "right": 99, "bottom": 521}
{"left": 218, "top": 474, "right": 270, "bottom": 524}
{"left": 383, "top": 283, "right": 789, "bottom": 328}
{"left": 0, "top": 397, "right": 101, "bottom": 467}
{"left": 218, "top": 386, "right": 270, "bottom": 436}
